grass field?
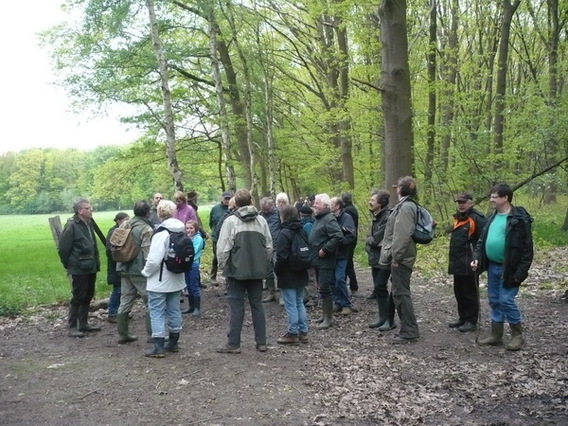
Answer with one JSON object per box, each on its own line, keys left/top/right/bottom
{"left": 1, "top": 197, "right": 566, "bottom": 316}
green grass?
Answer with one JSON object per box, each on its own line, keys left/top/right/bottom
{"left": 0, "top": 206, "right": 214, "bottom": 316}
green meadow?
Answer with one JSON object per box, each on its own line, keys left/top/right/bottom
{"left": 1, "top": 197, "right": 566, "bottom": 317}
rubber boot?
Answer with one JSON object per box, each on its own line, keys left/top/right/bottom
{"left": 506, "top": 323, "right": 524, "bottom": 351}
{"left": 165, "top": 332, "right": 180, "bottom": 352}
{"left": 78, "top": 303, "right": 100, "bottom": 332}
{"left": 117, "top": 312, "right": 138, "bottom": 344}
{"left": 369, "top": 297, "right": 388, "bottom": 328}
{"left": 317, "top": 298, "right": 334, "bottom": 330}
{"left": 144, "top": 337, "right": 165, "bottom": 358}
{"left": 378, "top": 296, "right": 397, "bottom": 331}
{"left": 191, "top": 296, "right": 201, "bottom": 317}
{"left": 478, "top": 322, "right": 504, "bottom": 346}
{"left": 182, "top": 294, "right": 195, "bottom": 314}
{"left": 263, "top": 278, "right": 277, "bottom": 302}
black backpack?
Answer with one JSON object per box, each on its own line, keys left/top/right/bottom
{"left": 288, "top": 229, "right": 316, "bottom": 271}
{"left": 155, "top": 228, "right": 195, "bottom": 280}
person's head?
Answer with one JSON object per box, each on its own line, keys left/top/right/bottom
{"left": 157, "top": 199, "right": 176, "bottom": 220}
{"left": 185, "top": 219, "right": 199, "bottom": 237}
{"left": 313, "top": 193, "right": 331, "bottom": 215}
{"left": 369, "top": 190, "right": 390, "bottom": 213}
{"left": 173, "top": 190, "right": 187, "bottom": 208}
{"left": 234, "top": 189, "right": 253, "bottom": 208}
{"left": 133, "top": 200, "right": 151, "bottom": 218}
{"left": 341, "top": 192, "right": 353, "bottom": 206}
{"left": 307, "top": 194, "right": 315, "bottom": 206}
{"left": 489, "top": 183, "right": 513, "bottom": 212}
{"left": 228, "top": 197, "right": 236, "bottom": 210}
{"left": 73, "top": 198, "right": 93, "bottom": 222}
{"left": 221, "top": 191, "right": 233, "bottom": 206}
{"left": 396, "top": 176, "right": 417, "bottom": 199}
{"left": 276, "top": 192, "right": 289, "bottom": 209}
{"left": 330, "top": 197, "right": 344, "bottom": 215}
{"left": 187, "top": 190, "right": 198, "bottom": 205}
{"left": 260, "top": 197, "right": 275, "bottom": 213}
{"left": 280, "top": 205, "right": 298, "bottom": 223}
{"left": 152, "top": 193, "right": 163, "bottom": 207}
{"left": 455, "top": 193, "right": 474, "bottom": 213}
{"left": 113, "top": 212, "right": 129, "bottom": 226}
{"left": 298, "top": 204, "right": 313, "bottom": 217}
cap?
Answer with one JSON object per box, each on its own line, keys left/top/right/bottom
{"left": 222, "top": 191, "right": 233, "bottom": 198}
{"left": 455, "top": 193, "right": 473, "bottom": 202}
{"left": 298, "top": 205, "right": 313, "bottom": 215}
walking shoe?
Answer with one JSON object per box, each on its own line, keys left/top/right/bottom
{"left": 391, "top": 334, "right": 418, "bottom": 345}
{"left": 78, "top": 324, "right": 101, "bottom": 332}
{"left": 448, "top": 320, "right": 464, "bottom": 329}
{"left": 216, "top": 344, "right": 241, "bottom": 354}
{"left": 68, "top": 328, "right": 85, "bottom": 338}
{"left": 262, "top": 294, "right": 276, "bottom": 303}
{"left": 299, "top": 332, "right": 309, "bottom": 344}
{"left": 277, "top": 333, "right": 300, "bottom": 345}
{"left": 107, "top": 316, "right": 117, "bottom": 324}
{"left": 458, "top": 321, "right": 477, "bottom": 333}
{"left": 256, "top": 344, "right": 268, "bottom": 352}
{"left": 340, "top": 307, "right": 353, "bottom": 315}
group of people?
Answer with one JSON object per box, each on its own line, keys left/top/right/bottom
{"left": 57, "top": 178, "right": 533, "bottom": 356}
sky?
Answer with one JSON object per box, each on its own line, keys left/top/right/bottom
{"left": 0, "top": 0, "right": 141, "bottom": 155}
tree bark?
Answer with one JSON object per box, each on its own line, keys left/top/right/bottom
{"left": 425, "top": 0, "right": 437, "bottom": 184}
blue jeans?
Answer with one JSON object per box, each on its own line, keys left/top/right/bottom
{"left": 185, "top": 264, "right": 201, "bottom": 297}
{"left": 107, "top": 283, "right": 121, "bottom": 317}
{"left": 281, "top": 288, "right": 308, "bottom": 334}
{"left": 147, "top": 290, "right": 183, "bottom": 338}
{"left": 332, "top": 259, "right": 351, "bottom": 308}
{"left": 226, "top": 278, "right": 266, "bottom": 347}
{"left": 487, "top": 262, "right": 521, "bottom": 324}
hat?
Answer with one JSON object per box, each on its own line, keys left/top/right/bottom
{"left": 455, "top": 192, "right": 473, "bottom": 202}
{"left": 113, "top": 212, "right": 129, "bottom": 222}
{"left": 187, "top": 190, "right": 198, "bottom": 203}
{"left": 222, "top": 191, "right": 233, "bottom": 198}
{"left": 298, "top": 205, "right": 313, "bottom": 215}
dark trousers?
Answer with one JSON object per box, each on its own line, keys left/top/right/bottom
{"left": 210, "top": 242, "right": 219, "bottom": 280}
{"left": 391, "top": 264, "right": 419, "bottom": 339}
{"left": 371, "top": 267, "right": 391, "bottom": 298}
{"left": 346, "top": 246, "right": 358, "bottom": 291}
{"left": 69, "top": 273, "right": 96, "bottom": 327}
{"left": 226, "top": 277, "right": 266, "bottom": 347}
{"left": 453, "top": 274, "right": 479, "bottom": 324}
{"left": 316, "top": 268, "right": 335, "bottom": 299}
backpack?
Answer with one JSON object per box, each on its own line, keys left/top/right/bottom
{"left": 155, "top": 228, "right": 195, "bottom": 280}
{"left": 109, "top": 221, "right": 139, "bottom": 263}
{"left": 410, "top": 201, "right": 436, "bottom": 244}
{"left": 289, "top": 229, "right": 316, "bottom": 271}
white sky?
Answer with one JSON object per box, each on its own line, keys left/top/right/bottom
{"left": 0, "top": 0, "right": 141, "bottom": 155}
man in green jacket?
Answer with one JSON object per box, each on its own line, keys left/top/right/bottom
{"left": 58, "top": 198, "right": 101, "bottom": 338}
{"left": 380, "top": 177, "right": 420, "bottom": 344}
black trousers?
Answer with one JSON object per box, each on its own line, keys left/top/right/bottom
{"left": 453, "top": 274, "right": 479, "bottom": 324}
{"left": 346, "top": 246, "right": 358, "bottom": 291}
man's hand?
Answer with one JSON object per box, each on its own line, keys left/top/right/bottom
{"left": 470, "top": 260, "right": 478, "bottom": 271}
{"left": 318, "top": 248, "right": 326, "bottom": 258}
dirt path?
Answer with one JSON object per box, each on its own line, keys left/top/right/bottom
{"left": 2, "top": 257, "right": 568, "bottom": 425}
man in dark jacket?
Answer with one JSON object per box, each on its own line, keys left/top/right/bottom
{"left": 309, "top": 193, "right": 343, "bottom": 329}
{"left": 365, "top": 189, "right": 396, "bottom": 331}
{"left": 471, "top": 183, "right": 533, "bottom": 351}
{"left": 341, "top": 192, "right": 359, "bottom": 294}
{"left": 58, "top": 198, "right": 101, "bottom": 338}
{"left": 208, "top": 191, "right": 232, "bottom": 284}
{"left": 448, "top": 193, "right": 486, "bottom": 333}
{"left": 330, "top": 197, "right": 356, "bottom": 315}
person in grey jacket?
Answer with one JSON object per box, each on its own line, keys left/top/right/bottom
{"left": 216, "top": 189, "right": 273, "bottom": 353}
{"left": 58, "top": 198, "right": 101, "bottom": 338}
{"left": 309, "top": 193, "right": 343, "bottom": 330}
{"left": 380, "top": 176, "right": 420, "bottom": 344}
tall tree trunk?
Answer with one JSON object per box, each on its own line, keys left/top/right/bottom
{"left": 146, "top": 0, "right": 184, "bottom": 190}
{"left": 493, "top": 0, "right": 521, "bottom": 167}
{"left": 379, "top": 0, "right": 414, "bottom": 203}
{"left": 425, "top": 0, "right": 437, "bottom": 184}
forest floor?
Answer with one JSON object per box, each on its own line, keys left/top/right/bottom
{"left": 1, "top": 247, "right": 568, "bottom": 426}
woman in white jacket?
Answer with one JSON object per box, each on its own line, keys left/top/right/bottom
{"left": 141, "top": 200, "right": 186, "bottom": 357}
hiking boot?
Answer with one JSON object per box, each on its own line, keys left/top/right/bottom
{"left": 478, "top": 322, "right": 504, "bottom": 346}
{"left": 277, "top": 333, "right": 300, "bottom": 345}
{"left": 448, "top": 320, "right": 464, "bottom": 329}
{"left": 506, "top": 323, "right": 524, "bottom": 351}
{"left": 458, "top": 321, "right": 477, "bottom": 333}
{"left": 216, "top": 344, "right": 241, "bottom": 354}
{"left": 299, "top": 332, "right": 309, "bottom": 344}
{"left": 107, "top": 316, "right": 117, "bottom": 324}
{"left": 144, "top": 337, "right": 165, "bottom": 358}
{"left": 68, "top": 327, "right": 85, "bottom": 338}
{"left": 256, "top": 344, "right": 268, "bottom": 352}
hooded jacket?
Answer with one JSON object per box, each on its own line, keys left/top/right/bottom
{"left": 309, "top": 208, "right": 343, "bottom": 269}
{"left": 274, "top": 218, "right": 309, "bottom": 289}
{"left": 379, "top": 196, "right": 418, "bottom": 269}
{"left": 217, "top": 205, "right": 273, "bottom": 280}
{"left": 474, "top": 205, "right": 533, "bottom": 288}
{"left": 141, "top": 218, "right": 186, "bottom": 293}
{"left": 58, "top": 215, "right": 100, "bottom": 275}
{"left": 448, "top": 208, "right": 486, "bottom": 276}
